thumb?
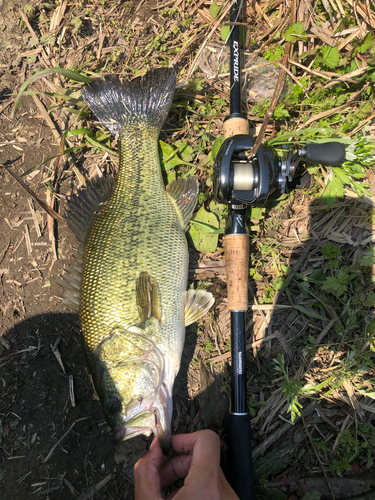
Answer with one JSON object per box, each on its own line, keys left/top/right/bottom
{"left": 134, "top": 438, "right": 164, "bottom": 500}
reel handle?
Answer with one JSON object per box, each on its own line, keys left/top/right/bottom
{"left": 225, "top": 234, "right": 249, "bottom": 311}
{"left": 302, "top": 142, "right": 345, "bottom": 165}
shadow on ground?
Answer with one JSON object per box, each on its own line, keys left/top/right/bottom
{"left": 0, "top": 311, "right": 229, "bottom": 500}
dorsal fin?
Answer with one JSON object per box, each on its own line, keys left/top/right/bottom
{"left": 60, "top": 246, "right": 84, "bottom": 309}
{"left": 66, "top": 175, "right": 115, "bottom": 243}
{"left": 61, "top": 174, "right": 113, "bottom": 309}
{"left": 166, "top": 177, "right": 198, "bottom": 231}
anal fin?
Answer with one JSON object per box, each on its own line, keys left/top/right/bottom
{"left": 184, "top": 289, "right": 215, "bottom": 327}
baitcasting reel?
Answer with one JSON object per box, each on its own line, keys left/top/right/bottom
{"left": 213, "top": 136, "right": 346, "bottom": 207}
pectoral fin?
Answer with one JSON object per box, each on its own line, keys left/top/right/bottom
{"left": 184, "top": 289, "right": 215, "bottom": 327}
{"left": 136, "top": 272, "right": 162, "bottom": 323}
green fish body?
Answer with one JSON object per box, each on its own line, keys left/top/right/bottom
{"left": 64, "top": 69, "right": 214, "bottom": 452}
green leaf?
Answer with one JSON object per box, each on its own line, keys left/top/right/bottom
{"left": 190, "top": 219, "right": 224, "bottom": 234}
{"left": 209, "top": 0, "right": 221, "bottom": 19}
{"left": 300, "top": 377, "right": 333, "bottom": 394}
{"left": 285, "top": 22, "right": 306, "bottom": 43}
{"left": 86, "top": 136, "right": 118, "bottom": 155}
{"left": 264, "top": 45, "right": 285, "bottom": 62}
{"left": 358, "top": 32, "right": 374, "bottom": 54}
{"left": 267, "top": 127, "right": 339, "bottom": 145}
{"left": 254, "top": 445, "right": 290, "bottom": 483}
{"left": 336, "top": 267, "right": 358, "bottom": 284}
{"left": 321, "top": 243, "right": 341, "bottom": 260}
{"left": 357, "top": 389, "right": 375, "bottom": 399}
{"left": 320, "top": 46, "right": 340, "bottom": 69}
{"left": 71, "top": 16, "right": 83, "bottom": 34}
{"left": 360, "top": 247, "right": 375, "bottom": 267}
{"left": 321, "top": 173, "right": 345, "bottom": 207}
{"left": 273, "top": 103, "right": 290, "bottom": 119}
{"left": 179, "top": 143, "right": 194, "bottom": 162}
{"left": 188, "top": 207, "right": 219, "bottom": 252}
{"left": 21, "top": 145, "right": 85, "bottom": 176}
{"left": 13, "top": 67, "right": 91, "bottom": 118}
{"left": 65, "top": 128, "right": 93, "bottom": 138}
{"left": 221, "top": 25, "right": 230, "bottom": 42}
{"left": 293, "top": 305, "right": 329, "bottom": 321}
{"left": 159, "top": 140, "right": 193, "bottom": 171}
{"left": 294, "top": 270, "right": 326, "bottom": 285}
{"left": 212, "top": 136, "right": 225, "bottom": 161}
{"left": 203, "top": 136, "right": 225, "bottom": 168}
{"left": 322, "top": 277, "right": 347, "bottom": 297}
{"left": 250, "top": 206, "right": 266, "bottom": 220}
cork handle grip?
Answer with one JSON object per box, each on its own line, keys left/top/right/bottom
{"left": 224, "top": 234, "right": 249, "bottom": 311}
{"left": 223, "top": 117, "right": 249, "bottom": 139}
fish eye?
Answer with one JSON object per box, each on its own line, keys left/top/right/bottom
{"left": 107, "top": 399, "right": 122, "bottom": 415}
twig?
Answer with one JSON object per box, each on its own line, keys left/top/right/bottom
{"left": 298, "top": 82, "right": 370, "bottom": 130}
{"left": 278, "top": 62, "right": 307, "bottom": 93}
{"left": 218, "top": 58, "right": 283, "bottom": 78}
{"left": 316, "top": 319, "right": 336, "bottom": 344}
{"left": 28, "top": 199, "right": 42, "bottom": 238}
{"left": 32, "top": 95, "right": 60, "bottom": 143}
{"left": 348, "top": 111, "right": 375, "bottom": 137}
{"left": 250, "top": 304, "right": 293, "bottom": 311}
{"left": 209, "top": 333, "right": 279, "bottom": 363}
{"left": 288, "top": 59, "right": 331, "bottom": 79}
{"left": 248, "top": 42, "right": 291, "bottom": 158}
{"left": 69, "top": 375, "right": 76, "bottom": 408}
{"left": 186, "top": 0, "right": 234, "bottom": 80}
{"left": 2, "top": 166, "right": 65, "bottom": 221}
{"left": 44, "top": 417, "right": 89, "bottom": 462}
{"left": 0, "top": 239, "right": 11, "bottom": 266}
{"left": 24, "top": 225, "right": 32, "bottom": 255}
{"left": 78, "top": 473, "right": 114, "bottom": 500}
{"left": 51, "top": 336, "right": 66, "bottom": 374}
{"left": 302, "top": 413, "right": 336, "bottom": 500}
{"left": 17, "top": 8, "right": 53, "bottom": 68}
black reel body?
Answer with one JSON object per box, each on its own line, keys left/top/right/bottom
{"left": 214, "top": 136, "right": 277, "bottom": 206}
{"left": 214, "top": 136, "right": 346, "bottom": 207}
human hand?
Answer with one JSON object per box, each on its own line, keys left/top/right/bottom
{"left": 134, "top": 429, "right": 239, "bottom": 500}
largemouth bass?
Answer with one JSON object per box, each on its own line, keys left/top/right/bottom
{"left": 63, "top": 68, "right": 214, "bottom": 452}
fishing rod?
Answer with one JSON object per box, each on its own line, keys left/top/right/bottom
{"left": 213, "top": 2, "right": 346, "bottom": 499}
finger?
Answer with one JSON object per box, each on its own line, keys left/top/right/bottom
{"left": 172, "top": 430, "right": 221, "bottom": 468}
{"left": 134, "top": 438, "right": 164, "bottom": 500}
{"left": 218, "top": 467, "right": 240, "bottom": 500}
{"left": 159, "top": 453, "right": 192, "bottom": 489}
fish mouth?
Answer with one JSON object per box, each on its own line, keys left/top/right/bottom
{"left": 114, "top": 395, "right": 172, "bottom": 454}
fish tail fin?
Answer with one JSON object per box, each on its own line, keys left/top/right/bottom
{"left": 81, "top": 68, "right": 176, "bottom": 137}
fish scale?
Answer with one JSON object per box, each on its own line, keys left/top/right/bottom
{"left": 80, "top": 126, "right": 188, "bottom": 371}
